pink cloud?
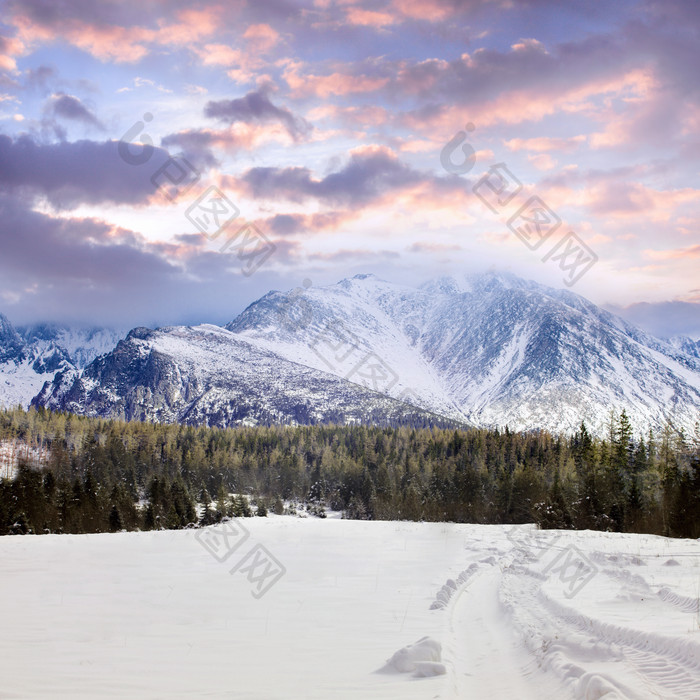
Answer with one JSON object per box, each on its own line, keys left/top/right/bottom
{"left": 10, "top": 6, "right": 221, "bottom": 63}
{"left": 153, "top": 8, "right": 221, "bottom": 46}
{"left": 505, "top": 135, "right": 586, "bottom": 153}
{"left": 0, "top": 35, "right": 24, "bottom": 72}
{"left": 283, "top": 61, "right": 389, "bottom": 97}
{"left": 397, "top": 53, "right": 657, "bottom": 134}
{"left": 196, "top": 26, "right": 279, "bottom": 83}
{"left": 392, "top": 0, "right": 453, "bottom": 21}
{"left": 243, "top": 24, "right": 280, "bottom": 52}
{"left": 644, "top": 245, "right": 700, "bottom": 261}
{"left": 345, "top": 8, "right": 396, "bottom": 27}
{"left": 528, "top": 153, "right": 558, "bottom": 171}
{"left": 510, "top": 38, "right": 548, "bottom": 54}
{"left": 537, "top": 177, "right": 699, "bottom": 229}
{"left": 307, "top": 104, "right": 390, "bottom": 130}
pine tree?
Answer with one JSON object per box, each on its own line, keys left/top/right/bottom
{"left": 108, "top": 505, "right": 123, "bottom": 532}
{"left": 165, "top": 504, "right": 181, "bottom": 530}
{"left": 143, "top": 503, "right": 156, "bottom": 530}
{"left": 215, "top": 483, "right": 229, "bottom": 521}
{"left": 232, "top": 494, "right": 251, "bottom": 518}
{"left": 199, "top": 488, "right": 215, "bottom": 525}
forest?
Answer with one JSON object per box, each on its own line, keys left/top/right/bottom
{"left": 0, "top": 406, "right": 698, "bottom": 538}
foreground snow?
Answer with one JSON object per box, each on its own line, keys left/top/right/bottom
{"left": 0, "top": 519, "right": 699, "bottom": 699}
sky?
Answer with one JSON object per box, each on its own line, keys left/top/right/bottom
{"left": 0, "top": 0, "right": 699, "bottom": 337}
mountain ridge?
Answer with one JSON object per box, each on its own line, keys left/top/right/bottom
{"left": 225, "top": 272, "right": 700, "bottom": 435}
{"left": 1, "top": 271, "right": 698, "bottom": 436}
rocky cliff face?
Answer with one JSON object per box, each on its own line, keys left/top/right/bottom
{"left": 33, "top": 325, "right": 451, "bottom": 428}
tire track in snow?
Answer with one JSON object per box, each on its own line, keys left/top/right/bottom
{"left": 656, "top": 588, "right": 700, "bottom": 615}
{"left": 500, "top": 563, "right": 700, "bottom": 700}
{"left": 440, "top": 562, "right": 561, "bottom": 700}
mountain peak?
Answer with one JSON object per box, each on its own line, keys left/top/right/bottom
{"left": 462, "top": 270, "right": 533, "bottom": 294}
{"left": 0, "top": 313, "right": 25, "bottom": 364}
{"left": 221, "top": 271, "right": 700, "bottom": 436}
{"left": 419, "top": 276, "right": 460, "bottom": 296}
{"left": 351, "top": 273, "right": 380, "bottom": 281}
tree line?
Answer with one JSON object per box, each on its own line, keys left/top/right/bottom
{"left": 0, "top": 406, "right": 698, "bottom": 537}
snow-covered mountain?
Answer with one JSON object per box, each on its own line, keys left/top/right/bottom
{"left": 33, "top": 325, "right": 448, "bottom": 428}
{"left": 226, "top": 272, "right": 700, "bottom": 435}
{"left": 13, "top": 271, "right": 700, "bottom": 435}
{"left": 0, "top": 315, "right": 124, "bottom": 409}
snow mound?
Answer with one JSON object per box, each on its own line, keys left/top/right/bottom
{"left": 386, "top": 636, "right": 442, "bottom": 673}
{"left": 413, "top": 660, "right": 447, "bottom": 677}
{"left": 574, "top": 672, "right": 629, "bottom": 699}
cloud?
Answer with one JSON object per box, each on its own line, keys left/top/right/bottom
{"left": 47, "top": 92, "right": 103, "bottom": 129}
{"left": 264, "top": 211, "right": 358, "bottom": 235}
{"left": 609, "top": 299, "right": 700, "bottom": 340}
{"left": 505, "top": 135, "right": 586, "bottom": 153}
{"left": 392, "top": 0, "right": 467, "bottom": 22}
{"left": 161, "top": 119, "right": 303, "bottom": 166}
{"left": 644, "top": 244, "right": 700, "bottom": 261}
{"left": 7, "top": 2, "right": 221, "bottom": 63}
{"left": 159, "top": 129, "right": 224, "bottom": 169}
{"left": 345, "top": 8, "right": 396, "bottom": 28}
{"left": 408, "top": 241, "right": 462, "bottom": 253}
{"left": 528, "top": 153, "right": 557, "bottom": 171}
{"left": 0, "top": 0, "right": 698, "bottom": 329}
{"left": 283, "top": 60, "right": 389, "bottom": 97}
{"left": 23, "top": 64, "right": 56, "bottom": 92}
{"left": 0, "top": 194, "right": 174, "bottom": 282}
{"left": 242, "top": 23, "right": 280, "bottom": 52}
{"left": 236, "top": 146, "right": 427, "bottom": 206}
{"left": 204, "top": 86, "right": 311, "bottom": 140}
{"left": 193, "top": 22, "right": 279, "bottom": 83}
{"left": 0, "top": 34, "right": 25, "bottom": 72}
{"left": 116, "top": 76, "right": 172, "bottom": 93}
{"left": 0, "top": 190, "right": 293, "bottom": 327}
{"left": 0, "top": 192, "right": 188, "bottom": 324}
{"left": 0, "top": 134, "right": 178, "bottom": 208}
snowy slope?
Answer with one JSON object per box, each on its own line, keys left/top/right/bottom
{"left": 0, "top": 519, "right": 698, "bottom": 699}
{"left": 669, "top": 335, "right": 700, "bottom": 360}
{"left": 227, "top": 272, "right": 700, "bottom": 436}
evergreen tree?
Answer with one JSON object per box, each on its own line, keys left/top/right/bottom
{"left": 108, "top": 505, "right": 123, "bottom": 532}
{"left": 215, "top": 484, "right": 229, "bottom": 521}
{"left": 199, "top": 488, "right": 216, "bottom": 525}
{"left": 143, "top": 503, "right": 156, "bottom": 530}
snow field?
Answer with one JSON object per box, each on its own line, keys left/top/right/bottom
{"left": 0, "top": 519, "right": 698, "bottom": 699}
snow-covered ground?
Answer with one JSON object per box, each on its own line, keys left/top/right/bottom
{"left": 0, "top": 519, "right": 699, "bottom": 699}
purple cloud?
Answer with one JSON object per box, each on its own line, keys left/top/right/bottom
{"left": 49, "top": 93, "right": 103, "bottom": 129}
{"left": 204, "top": 86, "right": 311, "bottom": 140}
{"left": 240, "top": 148, "right": 433, "bottom": 206}
{"left": 607, "top": 300, "right": 700, "bottom": 340}
{"left": 0, "top": 134, "right": 177, "bottom": 208}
